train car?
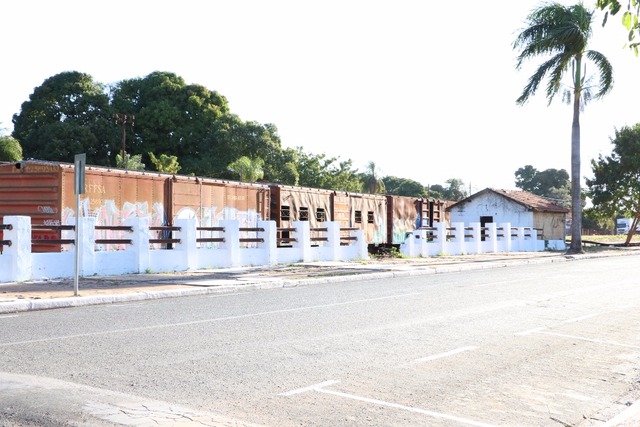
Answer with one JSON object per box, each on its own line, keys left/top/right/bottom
{"left": 269, "top": 184, "right": 333, "bottom": 244}
{"left": 333, "top": 191, "right": 388, "bottom": 246}
{"left": 169, "top": 174, "right": 269, "bottom": 227}
{"left": 0, "top": 160, "right": 270, "bottom": 252}
{"left": 386, "top": 195, "right": 450, "bottom": 245}
{"left": 0, "top": 160, "right": 170, "bottom": 252}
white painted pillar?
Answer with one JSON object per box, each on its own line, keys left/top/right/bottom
{"left": 325, "top": 221, "right": 341, "bottom": 261}
{"left": 2, "top": 216, "right": 32, "bottom": 282}
{"left": 292, "top": 221, "right": 311, "bottom": 262}
{"left": 220, "top": 219, "right": 240, "bottom": 267}
{"left": 485, "top": 223, "right": 498, "bottom": 253}
{"left": 259, "top": 220, "right": 277, "bottom": 266}
{"left": 470, "top": 222, "right": 482, "bottom": 254}
{"left": 77, "top": 216, "right": 96, "bottom": 276}
{"left": 126, "top": 217, "right": 150, "bottom": 273}
{"left": 435, "top": 222, "right": 447, "bottom": 255}
{"left": 500, "top": 222, "right": 512, "bottom": 252}
{"left": 175, "top": 218, "right": 197, "bottom": 270}
{"left": 452, "top": 222, "right": 465, "bottom": 255}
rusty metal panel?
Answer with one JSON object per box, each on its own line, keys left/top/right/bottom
{"left": 387, "top": 195, "right": 420, "bottom": 245}
{"left": 172, "top": 176, "right": 269, "bottom": 227}
{"left": 0, "top": 161, "right": 64, "bottom": 252}
{"left": 269, "top": 185, "right": 332, "bottom": 229}
{"left": 335, "top": 192, "right": 387, "bottom": 245}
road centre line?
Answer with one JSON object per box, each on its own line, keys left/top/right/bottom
{"left": 411, "top": 346, "right": 477, "bottom": 364}
{"left": 0, "top": 292, "right": 423, "bottom": 347}
{"left": 280, "top": 380, "right": 496, "bottom": 427}
{"left": 0, "top": 315, "right": 19, "bottom": 319}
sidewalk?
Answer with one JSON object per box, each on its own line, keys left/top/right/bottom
{"left": 1, "top": 249, "right": 634, "bottom": 315}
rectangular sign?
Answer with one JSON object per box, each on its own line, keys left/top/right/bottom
{"left": 74, "top": 153, "right": 86, "bottom": 195}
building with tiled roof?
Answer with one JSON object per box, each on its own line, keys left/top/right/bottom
{"left": 446, "top": 188, "right": 569, "bottom": 247}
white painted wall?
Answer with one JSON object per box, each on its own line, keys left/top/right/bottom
{"left": 449, "top": 192, "right": 534, "bottom": 227}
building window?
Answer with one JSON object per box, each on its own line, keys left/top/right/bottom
{"left": 355, "top": 210, "right": 362, "bottom": 223}
{"left": 316, "top": 208, "right": 326, "bottom": 222}
{"left": 367, "top": 211, "right": 374, "bottom": 224}
{"left": 281, "top": 206, "right": 290, "bottom": 221}
{"left": 299, "top": 207, "right": 309, "bottom": 221}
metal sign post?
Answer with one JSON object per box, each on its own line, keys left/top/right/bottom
{"left": 74, "top": 154, "right": 86, "bottom": 296}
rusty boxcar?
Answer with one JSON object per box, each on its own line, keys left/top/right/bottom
{"left": 333, "top": 191, "right": 388, "bottom": 246}
{"left": 268, "top": 184, "right": 334, "bottom": 244}
{"left": 386, "top": 195, "right": 449, "bottom": 245}
{"left": 0, "top": 161, "right": 270, "bottom": 251}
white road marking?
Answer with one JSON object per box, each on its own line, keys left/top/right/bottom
{"left": 281, "top": 380, "right": 496, "bottom": 427}
{"left": 515, "top": 327, "right": 546, "bottom": 336}
{"left": 279, "top": 380, "right": 340, "bottom": 396}
{"left": 0, "top": 292, "right": 423, "bottom": 347}
{"left": 562, "top": 313, "right": 603, "bottom": 323}
{"left": 0, "top": 315, "right": 19, "bottom": 319}
{"left": 539, "top": 331, "right": 640, "bottom": 349}
{"left": 412, "top": 346, "right": 477, "bottom": 364}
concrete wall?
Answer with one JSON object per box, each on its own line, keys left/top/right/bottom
{"left": 0, "top": 216, "right": 369, "bottom": 282}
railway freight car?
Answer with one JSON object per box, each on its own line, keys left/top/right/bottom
{"left": 333, "top": 191, "right": 388, "bottom": 247}
{"left": 0, "top": 160, "right": 270, "bottom": 251}
{"left": 386, "top": 195, "right": 449, "bottom": 245}
{"left": 268, "top": 184, "right": 334, "bottom": 245}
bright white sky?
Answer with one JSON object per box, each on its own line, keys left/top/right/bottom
{"left": 2, "top": 1, "right": 639, "bottom": 192}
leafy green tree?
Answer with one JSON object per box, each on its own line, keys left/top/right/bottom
{"left": 443, "top": 178, "right": 467, "bottom": 201}
{"left": 515, "top": 165, "right": 571, "bottom": 205}
{"left": 12, "top": 71, "right": 115, "bottom": 165}
{"left": 360, "top": 161, "right": 386, "bottom": 194}
{"left": 513, "top": 2, "right": 614, "bottom": 254}
{"left": 597, "top": 0, "right": 640, "bottom": 54}
{"left": 427, "top": 184, "right": 446, "bottom": 200}
{"left": 116, "top": 153, "right": 145, "bottom": 171}
{"left": 289, "top": 148, "right": 361, "bottom": 191}
{"left": 110, "top": 71, "right": 229, "bottom": 170}
{"left": 227, "top": 156, "right": 265, "bottom": 182}
{"left": 0, "top": 135, "right": 23, "bottom": 162}
{"left": 149, "top": 152, "right": 181, "bottom": 174}
{"left": 587, "top": 123, "right": 640, "bottom": 243}
{"left": 383, "top": 176, "right": 427, "bottom": 197}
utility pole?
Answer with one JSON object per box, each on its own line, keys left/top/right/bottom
{"left": 114, "top": 113, "right": 135, "bottom": 170}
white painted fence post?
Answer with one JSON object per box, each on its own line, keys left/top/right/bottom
{"left": 325, "top": 221, "right": 341, "bottom": 261}
{"left": 486, "top": 223, "right": 498, "bottom": 253}
{"left": 293, "top": 221, "right": 311, "bottom": 262}
{"left": 435, "top": 222, "right": 448, "bottom": 255}
{"left": 452, "top": 222, "right": 465, "bottom": 255}
{"left": 354, "top": 229, "right": 368, "bottom": 259}
{"left": 126, "top": 217, "right": 150, "bottom": 273}
{"left": 500, "top": 222, "right": 512, "bottom": 253}
{"left": 175, "top": 218, "right": 197, "bottom": 270}
{"left": 259, "top": 220, "right": 277, "bottom": 266}
{"left": 220, "top": 219, "right": 240, "bottom": 267}
{"left": 516, "top": 227, "right": 526, "bottom": 252}
{"left": 470, "top": 222, "right": 482, "bottom": 254}
{"left": 77, "top": 216, "right": 96, "bottom": 276}
{"left": 2, "top": 216, "right": 32, "bottom": 282}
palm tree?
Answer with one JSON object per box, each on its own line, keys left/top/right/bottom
{"left": 228, "top": 156, "right": 265, "bottom": 182}
{"left": 513, "top": 2, "right": 613, "bottom": 254}
{"left": 361, "top": 161, "right": 386, "bottom": 194}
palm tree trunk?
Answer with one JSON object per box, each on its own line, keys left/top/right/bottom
{"left": 568, "top": 92, "right": 583, "bottom": 253}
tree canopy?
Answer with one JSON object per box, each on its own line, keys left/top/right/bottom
{"left": 515, "top": 165, "right": 571, "bottom": 206}
{"left": 597, "top": 0, "right": 640, "bottom": 55}
{"left": 0, "top": 135, "right": 22, "bottom": 162}
{"left": 12, "top": 71, "right": 115, "bottom": 165}
{"left": 587, "top": 123, "right": 640, "bottom": 243}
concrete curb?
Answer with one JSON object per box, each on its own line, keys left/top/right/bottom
{"left": 0, "top": 250, "right": 634, "bottom": 315}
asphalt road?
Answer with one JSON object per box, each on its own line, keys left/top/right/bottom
{"left": 1, "top": 255, "right": 640, "bottom": 426}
